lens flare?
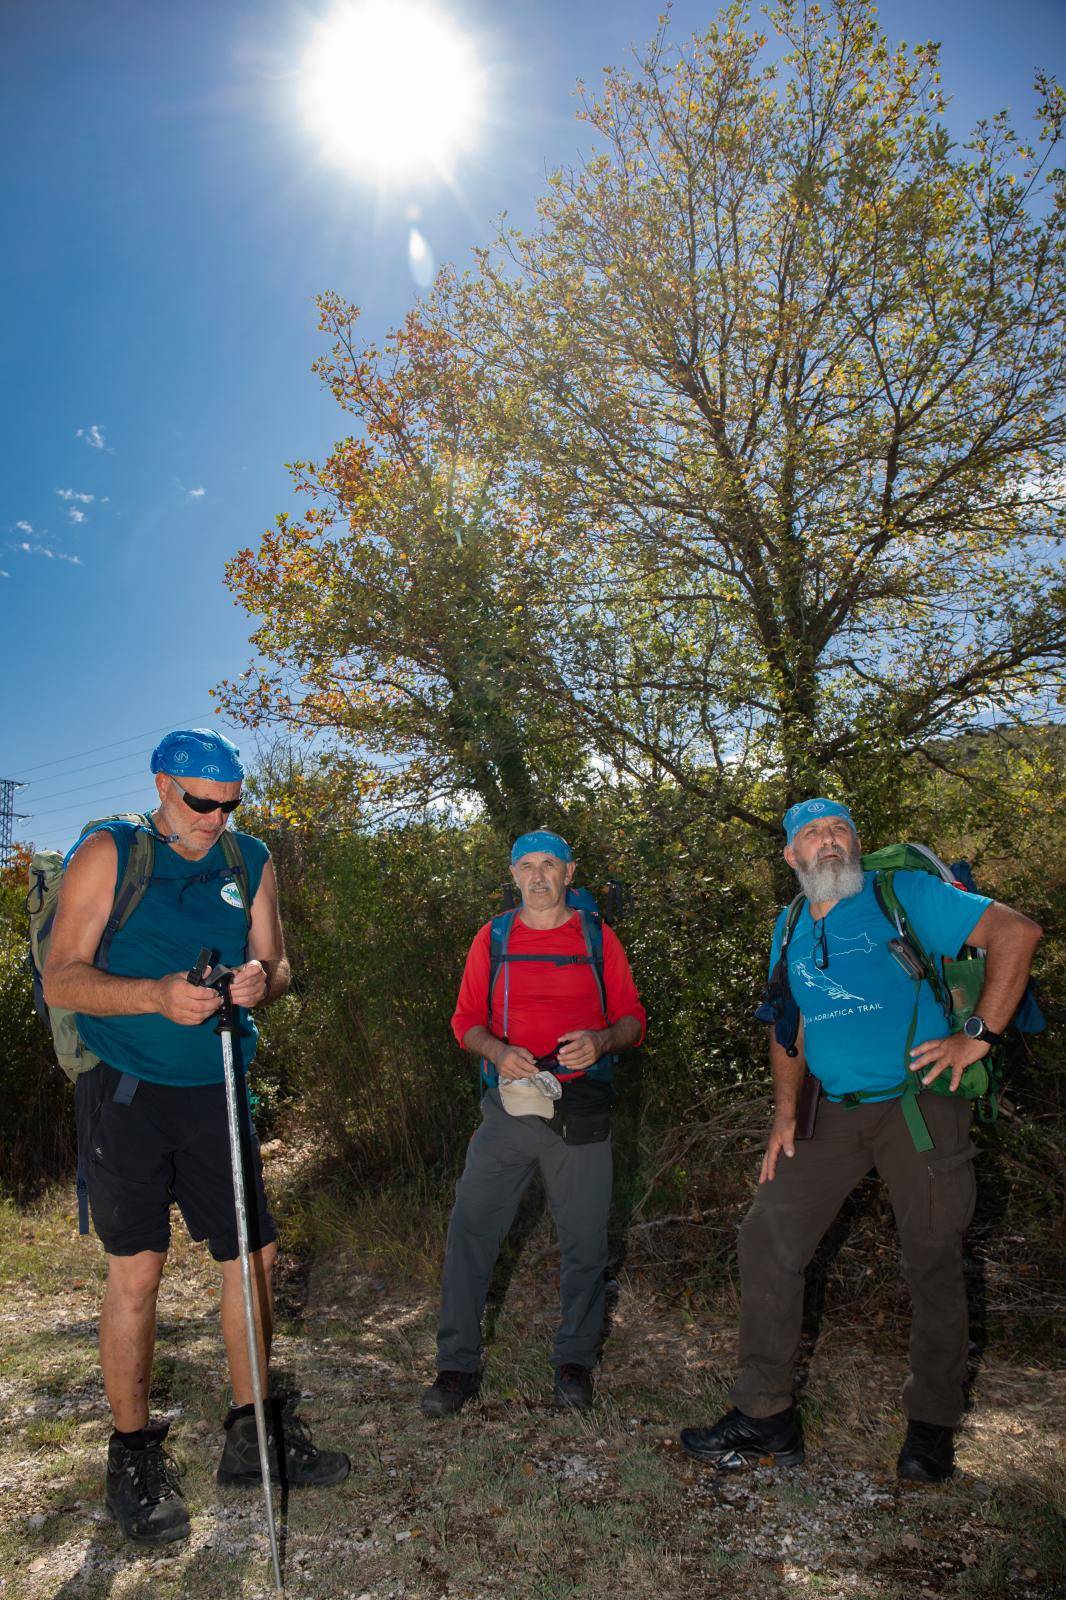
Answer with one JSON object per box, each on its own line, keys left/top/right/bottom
{"left": 301, "top": 0, "right": 485, "bottom": 182}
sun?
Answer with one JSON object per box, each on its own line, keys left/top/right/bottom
{"left": 300, "top": 0, "right": 485, "bottom": 183}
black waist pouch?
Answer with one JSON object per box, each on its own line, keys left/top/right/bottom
{"left": 550, "top": 1077, "right": 614, "bottom": 1146}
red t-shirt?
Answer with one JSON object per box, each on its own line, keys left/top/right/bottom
{"left": 451, "top": 912, "right": 647, "bottom": 1057}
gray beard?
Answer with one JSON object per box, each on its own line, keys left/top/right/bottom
{"left": 795, "top": 855, "right": 865, "bottom": 905}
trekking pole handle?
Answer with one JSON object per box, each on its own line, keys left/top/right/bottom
{"left": 188, "top": 948, "right": 214, "bottom": 986}
{"left": 187, "top": 948, "right": 243, "bottom": 1034}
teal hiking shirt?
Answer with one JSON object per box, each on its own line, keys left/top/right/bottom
{"left": 76, "top": 823, "right": 270, "bottom": 1086}
{"left": 768, "top": 870, "right": 991, "bottom": 1101}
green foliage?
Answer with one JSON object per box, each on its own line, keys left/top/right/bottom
{"left": 245, "top": 735, "right": 1062, "bottom": 1226}
{"left": 249, "top": 814, "right": 507, "bottom": 1172}
{"left": 0, "top": 859, "right": 73, "bottom": 1198}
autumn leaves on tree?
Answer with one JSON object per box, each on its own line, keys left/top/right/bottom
{"left": 218, "top": 0, "right": 1066, "bottom": 840}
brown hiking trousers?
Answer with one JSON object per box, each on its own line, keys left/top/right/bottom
{"left": 730, "top": 1092, "right": 977, "bottom": 1427}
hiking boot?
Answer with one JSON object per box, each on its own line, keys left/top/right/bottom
{"left": 897, "top": 1420, "right": 955, "bottom": 1484}
{"left": 105, "top": 1421, "right": 190, "bottom": 1545}
{"left": 421, "top": 1369, "right": 480, "bottom": 1417}
{"left": 217, "top": 1395, "right": 350, "bottom": 1488}
{"left": 680, "top": 1406, "right": 805, "bottom": 1469}
{"left": 553, "top": 1363, "right": 594, "bottom": 1412}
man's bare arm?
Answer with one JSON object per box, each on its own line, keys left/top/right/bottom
{"left": 557, "top": 1014, "right": 643, "bottom": 1069}
{"left": 962, "top": 902, "right": 1042, "bottom": 1031}
{"left": 228, "top": 857, "right": 291, "bottom": 1008}
{"left": 43, "top": 833, "right": 221, "bottom": 1026}
{"left": 460, "top": 1025, "right": 538, "bottom": 1079}
{"left": 910, "top": 901, "right": 1042, "bottom": 1089}
{"left": 760, "top": 1022, "right": 808, "bottom": 1184}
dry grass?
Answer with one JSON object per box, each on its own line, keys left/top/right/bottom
{"left": 0, "top": 1147, "right": 1063, "bottom": 1600}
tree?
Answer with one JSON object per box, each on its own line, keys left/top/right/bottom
{"left": 467, "top": 0, "right": 1066, "bottom": 816}
{"left": 223, "top": 0, "right": 1065, "bottom": 838}
{"left": 218, "top": 289, "right": 590, "bottom": 837}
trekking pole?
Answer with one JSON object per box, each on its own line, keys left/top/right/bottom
{"left": 188, "top": 950, "right": 283, "bottom": 1595}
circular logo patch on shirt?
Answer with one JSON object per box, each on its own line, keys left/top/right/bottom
{"left": 220, "top": 882, "right": 244, "bottom": 909}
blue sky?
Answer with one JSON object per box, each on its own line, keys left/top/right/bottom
{"left": 3, "top": 0, "right": 1063, "bottom": 850}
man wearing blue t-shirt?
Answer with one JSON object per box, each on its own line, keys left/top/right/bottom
{"left": 681, "top": 797, "right": 1041, "bottom": 1483}
{"left": 44, "top": 729, "right": 348, "bottom": 1545}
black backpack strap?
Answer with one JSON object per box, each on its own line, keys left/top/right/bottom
{"left": 755, "top": 894, "right": 806, "bottom": 1056}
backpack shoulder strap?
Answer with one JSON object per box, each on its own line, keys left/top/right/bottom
{"left": 779, "top": 893, "right": 806, "bottom": 951}
{"left": 219, "top": 830, "right": 253, "bottom": 927}
{"left": 755, "top": 895, "right": 806, "bottom": 1055}
{"left": 95, "top": 818, "right": 156, "bottom": 971}
{"left": 487, "top": 910, "right": 518, "bottom": 1019}
{"left": 576, "top": 909, "right": 607, "bottom": 1018}
{"left": 873, "top": 869, "right": 952, "bottom": 1017}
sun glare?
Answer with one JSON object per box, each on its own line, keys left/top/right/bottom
{"left": 300, "top": 0, "right": 485, "bottom": 183}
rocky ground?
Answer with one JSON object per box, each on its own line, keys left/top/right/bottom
{"left": 0, "top": 1142, "right": 1062, "bottom": 1600}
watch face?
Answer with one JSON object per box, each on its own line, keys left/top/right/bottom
{"left": 963, "top": 1016, "right": 982, "bottom": 1038}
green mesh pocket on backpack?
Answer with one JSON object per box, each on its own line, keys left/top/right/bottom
{"left": 928, "top": 955, "right": 994, "bottom": 1103}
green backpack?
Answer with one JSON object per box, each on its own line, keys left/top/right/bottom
{"left": 773, "top": 843, "right": 1000, "bottom": 1153}
{"left": 26, "top": 813, "right": 250, "bottom": 1082}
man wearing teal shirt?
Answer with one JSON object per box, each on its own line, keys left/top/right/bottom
{"left": 45, "top": 729, "right": 348, "bottom": 1545}
{"left": 681, "top": 797, "right": 1042, "bottom": 1484}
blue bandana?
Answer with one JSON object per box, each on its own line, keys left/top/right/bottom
{"left": 510, "top": 830, "right": 573, "bottom": 865}
{"left": 150, "top": 728, "right": 244, "bottom": 782}
{"left": 783, "top": 797, "right": 855, "bottom": 844}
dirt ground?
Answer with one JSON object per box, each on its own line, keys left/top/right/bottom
{"left": 0, "top": 1142, "right": 1063, "bottom": 1600}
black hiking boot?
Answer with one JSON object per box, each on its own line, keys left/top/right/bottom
{"left": 105, "top": 1421, "right": 190, "bottom": 1545}
{"left": 680, "top": 1406, "right": 805, "bottom": 1469}
{"left": 553, "top": 1363, "right": 594, "bottom": 1412}
{"left": 897, "top": 1420, "right": 955, "bottom": 1484}
{"left": 421, "top": 1369, "right": 480, "bottom": 1417}
{"left": 216, "top": 1395, "right": 350, "bottom": 1488}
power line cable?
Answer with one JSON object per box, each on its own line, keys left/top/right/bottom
{"left": 17, "top": 745, "right": 163, "bottom": 786}
{"left": 26, "top": 789, "right": 158, "bottom": 824}
{"left": 26, "top": 766, "right": 151, "bottom": 807}
{"left": 11, "top": 711, "right": 217, "bottom": 779}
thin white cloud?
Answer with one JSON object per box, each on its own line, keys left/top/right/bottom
{"left": 76, "top": 423, "right": 110, "bottom": 451}
{"left": 186, "top": 485, "right": 206, "bottom": 499}
{"left": 15, "top": 519, "right": 33, "bottom": 534}
{"left": 0, "top": 568, "right": 9, "bottom": 578}
{"left": 15, "top": 540, "right": 83, "bottom": 566}
{"left": 56, "top": 487, "right": 94, "bottom": 503}
{"left": 68, "top": 507, "right": 86, "bottom": 524}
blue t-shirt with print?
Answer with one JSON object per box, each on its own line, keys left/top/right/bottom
{"left": 767, "top": 870, "right": 991, "bottom": 1100}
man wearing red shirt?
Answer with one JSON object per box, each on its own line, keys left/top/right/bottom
{"left": 422, "top": 830, "right": 646, "bottom": 1416}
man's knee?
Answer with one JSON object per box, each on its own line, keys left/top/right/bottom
{"left": 737, "top": 1196, "right": 813, "bottom": 1279}
{"left": 253, "top": 1239, "right": 278, "bottom": 1271}
{"left": 106, "top": 1250, "right": 166, "bottom": 1307}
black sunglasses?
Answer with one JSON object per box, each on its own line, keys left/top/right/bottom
{"left": 167, "top": 774, "right": 242, "bottom": 815}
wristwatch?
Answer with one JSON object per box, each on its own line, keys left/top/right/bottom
{"left": 962, "top": 1015, "right": 1004, "bottom": 1045}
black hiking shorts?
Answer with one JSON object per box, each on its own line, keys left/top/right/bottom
{"left": 75, "top": 1062, "right": 276, "bottom": 1261}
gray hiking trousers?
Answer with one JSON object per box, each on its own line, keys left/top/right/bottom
{"left": 435, "top": 1087, "right": 612, "bottom": 1373}
{"left": 731, "top": 1092, "right": 977, "bottom": 1427}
